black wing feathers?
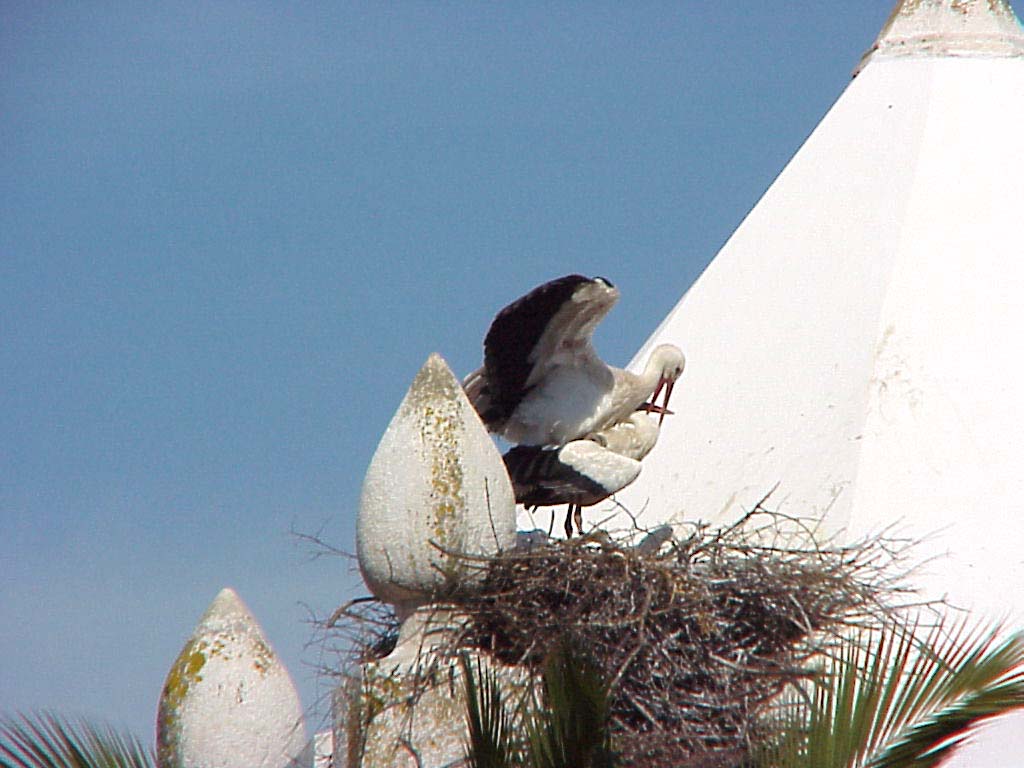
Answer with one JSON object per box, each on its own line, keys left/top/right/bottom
{"left": 482, "top": 274, "right": 592, "bottom": 422}
{"left": 503, "top": 443, "right": 607, "bottom": 509}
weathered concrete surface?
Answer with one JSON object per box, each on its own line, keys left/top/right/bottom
{"left": 337, "top": 607, "right": 530, "bottom": 768}
{"left": 858, "top": 0, "right": 1024, "bottom": 70}
{"left": 157, "top": 587, "right": 308, "bottom": 768}
{"left": 357, "top": 353, "right": 516, "bottom": 617}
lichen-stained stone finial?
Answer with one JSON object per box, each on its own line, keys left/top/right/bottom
{"left": 356, "top": 352, "right": 516, "bottom": 616}
{"left": 157, "top": 587, "right": 308, "bottom": 768}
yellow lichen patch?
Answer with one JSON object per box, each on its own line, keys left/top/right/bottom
{"left": 207, "top": 637, "right": 228, "bottom": 658}
{"left": 250, "top": 633, "right": 276, "bottom": 675}
{"left": 162, "top": 639, "right": 208, "bottom": 712}
{"left": 400, "top": 353, "right": 462, "bottom": 420}
{"left": 157, "top": 638, "right": 209, "bottom": 765}
{"left": 402, "top": 354, "right": 470, "bottom": 572}
{"left": 425, "top": 407, "right": 466, "bottom": 579}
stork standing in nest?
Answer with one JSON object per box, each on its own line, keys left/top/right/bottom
{"left": 464, "top": 274, "right": 685, "bottom": 447}
{"left": 504, "top": 410, "right": 661, "bottom": 537}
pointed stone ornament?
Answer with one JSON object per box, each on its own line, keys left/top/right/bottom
{"left": 858, "top": 0, "right": 1024, "bottom": 71}
{"left": 357, "top": 353, "right": 516, "bottom": 616}
{"left": 157, "top": 588, "right": 308, "bottom": 768}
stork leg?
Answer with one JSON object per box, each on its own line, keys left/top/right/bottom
{"left": 573, "top": 505, "right": 583, "bottom": 536}
{"left": 564, "top": 506, "right": 574, "bottom": 538}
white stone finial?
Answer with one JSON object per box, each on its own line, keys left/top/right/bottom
{"left": 157, "top": 587, "right": 308, "bottom": 768}
{"left": 858, "top": 0, "right": 1024, "bottom": 72}
{"left": 356, "top": 352, "right": 516, "bottom": 616}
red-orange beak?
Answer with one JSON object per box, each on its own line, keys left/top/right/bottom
{"left": 652, "top": 378, "right": 676, "bottom": 425}
{"left": 640, "top": 401, "right": 674, "bottom": 418}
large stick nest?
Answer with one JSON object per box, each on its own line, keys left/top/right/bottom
{"left": 327, "top": 502, "right": 916, "bottom": 767}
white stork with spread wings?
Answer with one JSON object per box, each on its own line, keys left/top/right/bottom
{"left": 464, "top": 274, "right": 684, "bottom": 447}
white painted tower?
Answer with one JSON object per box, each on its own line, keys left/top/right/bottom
{"left": 613, "top": 1, "right": 1024, "bottom": 763}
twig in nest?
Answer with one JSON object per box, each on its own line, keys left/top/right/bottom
{"left": 318, "top": 502, "right": 923, "bottom": 767}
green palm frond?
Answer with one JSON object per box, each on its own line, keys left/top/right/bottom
{"left": 0, "top": 712, "right": 154, "bottom": 768}
{"left": 868, "top": 628, "right": 1024, "bottom": 767}
{"left": 525, "top": 639, "right": 617, "bottom": 768}
{"left": 762, "top": 619, "right": 1024, "bottom": 768}
{"left": 462, "top": 655, "right": 521, "bottom": 768}
{"left": 462, "top": 638, "right": 618, "bottom": 768}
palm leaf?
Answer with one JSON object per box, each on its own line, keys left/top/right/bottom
{"left": 762, "top": 618, "right": 1024, "bottom": 768}
{"left": 462, "top": 655, "right": 521, "bottom": 768}
{"left": 462, "top": 638, "right": 618, "bottom": 768}
{"left": 0, "top": 712, "right": 154, "bottom": 768}
{"left": 525, "top": 639, "right": 617, "bottom": 768}
{"left": 868, "top": 629, "right": 1024, "bottom": 767}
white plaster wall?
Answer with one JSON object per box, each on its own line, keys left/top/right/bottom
{"left": 610, "top": 59, "right": 933, "bottom": 533}
{"left": 606, "top": 17, "right": 1024, "bottom": 767}
{"left": 846, "top": 57, "right": 1024, "bottom": 618}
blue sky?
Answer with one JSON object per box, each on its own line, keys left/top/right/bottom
{"left": 2, "top": 1, "right": 896, "bottom": 742}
